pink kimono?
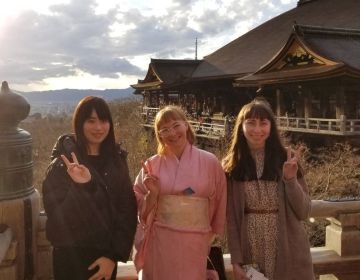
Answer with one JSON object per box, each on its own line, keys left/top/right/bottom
{"left": 133, "top": 143, "right": 227, "bottom": 280}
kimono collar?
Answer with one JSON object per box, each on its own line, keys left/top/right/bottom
{"left": 165, "top": 142, "right": 193, "bottom": 163}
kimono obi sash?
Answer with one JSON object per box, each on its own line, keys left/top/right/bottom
{"left": 155, "top": 195, "right": 211, "bottom": 232}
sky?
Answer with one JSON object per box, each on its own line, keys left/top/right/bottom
{"left": 0, "top": 0, "right": 298, "bottom": 92}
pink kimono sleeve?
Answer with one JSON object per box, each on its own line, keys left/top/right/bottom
{"left": 133, "top": 167, "right": 158, "bottom": 271}
{"left": 133, "top": 167, "right": 158, "bottom": 227}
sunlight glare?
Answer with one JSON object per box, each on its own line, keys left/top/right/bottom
{"left": 0, "top": 0, "right": 69, "bottom": 31}
{"left": 42, "top": 70, "right": 134, "bottom": 90}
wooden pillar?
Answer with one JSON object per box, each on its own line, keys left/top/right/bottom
{"left": 148, "top": 91, "right": 152, "bottom": 107}
{"left": 276, "top": 89, "right": 285, "bottom": 117}
{"left": 155, "top": 92, "right": 160, "bottom": 107}
{"left": 320, "top": 91, "right": 329, "bottom": 118}
{"left": 221, "top": 95, "right": 227, "bottom": 114}
{"left": 163, "top": 91, "right": 169, "bottom": 105}
{"left": 195, "top": 93, "right": 202, "bottom": 117}
{"left": 179, "top": 92, "right": 184, "bottom": 105}
{"left": 296, "top": 91, "right": 305, "bottom": 118}
{"left": 335, "top": 86, "right": 345, "bottom": 119}
{"left": 147, "top": 91, "right": 151, "bottom": 107}
{"left": 357, "top": 91, "right": 360, "bottom": 119}
{"left": 346, "top": 92, "right": 357, "bottom": 118}
{"left": 304, "top": 88, "right": 312, "bottom": 119}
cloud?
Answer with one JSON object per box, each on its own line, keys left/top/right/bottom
{"left": 114, "top": 9, "right": 201, "bottom": 57}
{"left": 0, "top": 0, "right": 144, "bottom": 86}
{"left": 0, "top": 0, "right": 297, "bottom": 90}
{"left": 113, "top": 0, "right": 297, "bottom": 58}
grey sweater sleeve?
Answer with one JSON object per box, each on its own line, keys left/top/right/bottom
{"left": 283, "top": 176, "right": 311, "bottom": 220}
{"left": 226, "top": 179, "right": 244, "bottom": 264}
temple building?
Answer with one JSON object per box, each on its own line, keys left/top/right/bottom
{"left": 131, "top": 0, "right": 360, "bottom": 145}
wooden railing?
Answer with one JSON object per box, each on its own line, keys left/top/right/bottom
{"left": 141, "top": 106, "right": 360, "bottom": 137}
{"left": 189, "top": 120, "right": 226, "bottom": 139}
{"left": 140, "top": 106, "right": 228, "bottom": 140}
{"left": 140, "top": 106, "right": 158, "bottom": 127}
{"left": 277, "top": 116, "right": 360, "bottom": 135}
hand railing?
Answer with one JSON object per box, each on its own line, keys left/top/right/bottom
{"left": 276, "top": 116, "right": 360, "bottom": 135}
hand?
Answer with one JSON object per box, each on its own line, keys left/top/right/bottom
{"left": 142, "top": 160, "right": 160, "bottom": 196}
{"left": 61, "top": 152, "right": 91, "bottom": 184}
{"left": 233, "top": 264, "right": 249, "bottom": 280}
{"left": 283, "top": 147, "right": 301, "bottom": 180}
{"left": 88, "top": 257, "right": 115, "bottom": 280}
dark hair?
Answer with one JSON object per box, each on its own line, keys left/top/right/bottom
{"left": 222, "top": 99, "right": 291, "bottom": 181}
{"left": 72, "top": 96, "right": 117, "bottom": 161}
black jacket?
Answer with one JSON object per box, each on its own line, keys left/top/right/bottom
{"left": 42, "top": 134, "right": 137, "bottom": 262}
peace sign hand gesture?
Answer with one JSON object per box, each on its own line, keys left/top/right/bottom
{"left": 142, "top": 160, "right": 160, "bottom": 197}
{"left": 61, "top": 152, "right": 92, "bottom": 184}
{"left": 283, "top": 147, "right": 301, "bottom": 181}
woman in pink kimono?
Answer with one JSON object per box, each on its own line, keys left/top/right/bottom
{"left": 133, "top": 105, "right": 227, "bottom": 280}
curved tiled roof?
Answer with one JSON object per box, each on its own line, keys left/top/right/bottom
{"left": 131, "top": 59, "right": 201, "bottom": 89}
{"left": 233, "top": 24, "right": 360, "bottom": 86}
{"left": 300, "top": 26, "right": 360, "bottom": 70}
{"left": 150, "top": 59, "right": 201, "bottom": 84}
{"left": 192, "top": 0, "right": 360, "bottom": 79}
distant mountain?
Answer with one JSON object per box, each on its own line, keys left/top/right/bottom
{"left": 17, "top": 88, "right": 138, "bottom": 115}
{"left": 19, "top": 87, "right": 135, "bottom": 103}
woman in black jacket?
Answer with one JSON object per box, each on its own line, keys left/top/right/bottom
{"left": 43, "top": 96, "right": 137, "bottom": 280}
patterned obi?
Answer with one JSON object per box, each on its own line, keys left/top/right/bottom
{"left": 155, "top": 195, "right": 210, "bottom": 232}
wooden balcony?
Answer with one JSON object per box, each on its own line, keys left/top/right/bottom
{"left": 141, "top": 106, "right": 360, "bottom": 138}
{"left": 140, "top": 106, "right": 227, "bottom": 141}
{"left": 276, "top": 116, "right": 360, "bottom": 136}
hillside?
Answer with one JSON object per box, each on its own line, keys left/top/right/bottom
{"left": 18, "top": 88, "right": 137, "bottom": 115}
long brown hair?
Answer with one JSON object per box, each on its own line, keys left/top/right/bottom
{"left": 154, "top": 105, "right": 196, "bottom": 155}
{"left": 72, "top": 96, "right": 117, "bottom": 160}
{"left": 222, "top": 99, "right": 289, "bottom": 181}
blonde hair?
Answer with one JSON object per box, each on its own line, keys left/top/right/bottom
{"left": 154, "top": 105, "right": 196, "bottom": 154}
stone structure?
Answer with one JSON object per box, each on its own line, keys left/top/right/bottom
{"left": 310, "top": 200, "right": 360, "bottom": 280}
{"left": 0, "top": 81, "right": 46, "bottom": 280}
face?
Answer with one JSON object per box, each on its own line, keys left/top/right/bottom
{"left": 158, "top": 119, "right": 188, "bottom": 152}
{"left": 83, "top": 110, "right": 110, "bottom": 153}
{"left": 242, "top": 118, "right": 271, "bottom": 150}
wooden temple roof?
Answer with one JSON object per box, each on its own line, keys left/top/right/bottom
{"left": 132, "top": 0, "right": 360, "bottom": 91}
{"left": 234, "top": 24, "right": 360, "bottom": 86}
{"left": 131, "top": 59, "right": 200, "bottom": 91}
{"left": 192, "top": 0, "right": 360, "bottom": 80}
